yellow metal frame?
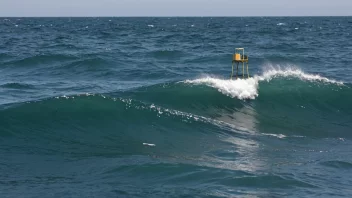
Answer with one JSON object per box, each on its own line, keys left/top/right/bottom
{"left": 231, "top": 48, "right": 249, "bottom": 79}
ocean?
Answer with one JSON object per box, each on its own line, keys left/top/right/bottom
{"left": 0, "top": 17, "right": 351, "bottom": 197}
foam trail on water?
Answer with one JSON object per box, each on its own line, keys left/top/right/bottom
{"left": 184, "top": 67, "right": 343, "bottom": 100}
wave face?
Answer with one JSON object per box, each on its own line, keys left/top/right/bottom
{"left": 1, "top": 17, "right": 352, "bottom": 197}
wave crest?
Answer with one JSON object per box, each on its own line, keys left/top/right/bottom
{"left": 184, "top": 67, "right": 343, "bottom": 100}
{"left": 257, "top": 67, "right": 344, "bottom": 85}
{"left": 185, "top": 77, "right": 259, "bottom": 100}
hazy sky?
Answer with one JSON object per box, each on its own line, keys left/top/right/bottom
{"left": 0, "top": 0, "right": 351, "bottom": 17}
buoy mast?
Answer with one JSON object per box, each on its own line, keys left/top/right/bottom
{"left": 231, "top": 48, "right": 249, "bottom": 79}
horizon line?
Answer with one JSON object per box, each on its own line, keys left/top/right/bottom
{"left": 1, "top": 15, "right": 351, "bottom": 18}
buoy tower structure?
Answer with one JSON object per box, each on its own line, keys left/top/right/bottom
{"left": 231, "top": 48, "right": 249, "bottom": 79}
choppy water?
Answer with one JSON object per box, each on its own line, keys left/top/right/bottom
{"left": 1, "top": 17, "right": 352, "bottom": 197}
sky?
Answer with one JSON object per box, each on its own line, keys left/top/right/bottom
{"left": 0, "top": 0, "right": 351, "bottom": 17}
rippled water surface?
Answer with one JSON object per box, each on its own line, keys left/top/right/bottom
{"left": 0, "top": 17, "right": 352, "bottom": 197}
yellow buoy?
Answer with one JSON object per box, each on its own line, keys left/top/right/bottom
{"left": 231, "top": 48, "right": 249, "bottom": 79}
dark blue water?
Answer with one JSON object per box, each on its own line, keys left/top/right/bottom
{"left": 0, "top": 17, "right": 352, "bottom": 197}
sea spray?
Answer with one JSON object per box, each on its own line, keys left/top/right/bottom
{"left": 185, "top": 77, "right": 259, "bottom": 100}
{"left": 257, "top": 66, "right": 344, "bottom": 84}
{"left": 184, "top": 67, "right": 343, "bottom": 100}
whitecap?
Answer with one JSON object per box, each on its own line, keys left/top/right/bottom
{"left": 183, "top": 66, "right": 343, "bottom": 100}
{"left": 262, "top": 133, "right": 287, "bottom": 139}
{"left": 184, "top": 77, "right": 259, "bottom": 100}
{"left": 143, "top": 143, "right": 156, "bottom": 147}
{"left": 257, "top": 66, "right": 343, "bottom": 85}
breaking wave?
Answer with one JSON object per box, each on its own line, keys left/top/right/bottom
{"left": 184, "top": 67, "right": 344, "bottom": 100}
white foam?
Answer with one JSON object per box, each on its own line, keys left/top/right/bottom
{"left": 262, "top": 133, "right": 305, "bottom": 139}
{"left": 143, "top": 143, "right": 156, "bottom": 147}
{"left": 277, "top": 23, "right": 286, "bottom": 26}
{"left": 185, "top": 77, "right": 259, "bottom": 100}
{"left": 148, "top": 25, "right": 154, "bottom": 27}
{"left": 184, "top": 67, "right": 343, "bottom": 100}
{"left": 262, "top": 133, "right": 287, "bottom": 139}
{"left": 257, "top": 67, "right": 343, "bottom": 85}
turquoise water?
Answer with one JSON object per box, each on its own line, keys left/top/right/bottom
{"left": 0, "top": 17, "right": 352, "bottom": 197}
